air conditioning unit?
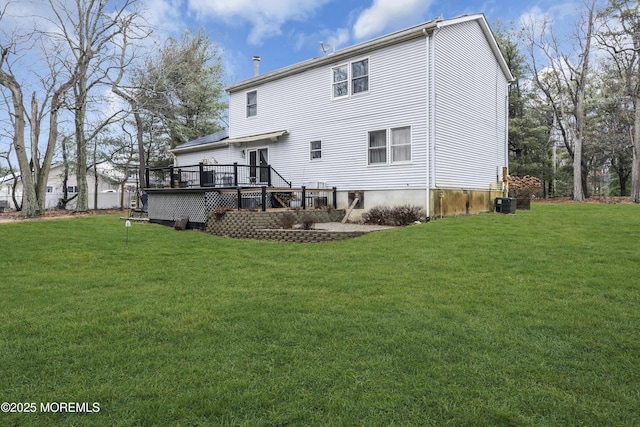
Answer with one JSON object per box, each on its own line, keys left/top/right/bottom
{"left": 303, "top": 181, "right": 326, "bottom": 189}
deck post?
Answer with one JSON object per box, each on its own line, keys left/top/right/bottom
{"left": 199, "top": 163, "right": 205, "bottom": 188}
{"left": 301, "top": 186, "right": 306, "bottom": 210}
{"left": 145, "top": 168, "right": 150, "bottom": 189}
{"left": 169, "top": 166, "right": 175, "bottom": 188}
{"left": 267, "top": 165, "right": 272, "bottom": 187}
{"left": 261, "top": 186, "right": 267, "bottom": 211}
{"left": 333, "top": 187, "right": 337, "bottom": 209}
{"left": 233, "top": 163, "right": 239, "bottom": 187}
{"left": 236, "top": 187, "right": 242, "bottom": 210}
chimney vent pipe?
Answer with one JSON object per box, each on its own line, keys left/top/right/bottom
{"left": 252, "top": 56, "right": 261, "bottom": 77}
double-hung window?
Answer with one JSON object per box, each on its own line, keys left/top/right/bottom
{"left": 332, "top": 66, "right": 348, "bottom": 98}
{"left": 332, "top": 58, "right": 369, "bottom": 98}
{"left": 368, "top": 130, "right": 387, "bottom": 164}
{"left": 351, "top": 59, "right": 368, "bottom": 94}
{"left": 310, "top": 141, "right": 322, "bottom": 160}
{"left": 246, "top": 90, "right": 257, "bottom": 117}
{"left": 391, "top": 127, "right": 411, "bottom": 162}
{"left": 368, "top": 126, "right": 412, "bottom": 165}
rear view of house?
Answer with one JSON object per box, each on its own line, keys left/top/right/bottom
{"left": 164, "top": 14, "right": 512, "bottom": 222}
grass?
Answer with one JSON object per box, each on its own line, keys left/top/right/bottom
{"left": 0, "top": 203, "right": 639, "bottom": 426}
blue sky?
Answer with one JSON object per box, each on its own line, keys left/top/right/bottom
{"left": 0, "top": 0, "right": 585, "bottom": 164}
{"left": 142, "top": 0, "right": 584, "bottom": 85}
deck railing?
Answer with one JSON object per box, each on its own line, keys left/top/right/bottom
{"left": 218, "top": 186, "right": 338, "bottom": 211}
{"left": 146, "top": 162, "right": 292, "bottom": 189}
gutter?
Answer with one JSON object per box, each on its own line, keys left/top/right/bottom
{"left": 226, "top": 19, "right": 442, "bottom": 93}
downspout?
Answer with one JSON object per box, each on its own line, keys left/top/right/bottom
{"left": 424, "top": 25, "right": 438, "bottom": 220}
{"left": 424, "top": 29, "right": 431, "bottom": 220}
{"left": 422, "top": 27, "right": 442, "bottom": 218}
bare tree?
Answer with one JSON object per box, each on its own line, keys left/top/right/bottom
{"left": 0, "top": 23, "right": 35, "bottom": 215}
{"left": 47, "top": 0, "right": 144, "bottom": 212}
{"left": 0, "top": 4, "right": 75, "bottom": 217}
{"left": 523, "top": 0, "right": 600, "bottom": 201}
{"left": 0, "top": 144, "right": 21, "bottom": 209}
{"left": 598, "top": 0, "right": 640, "bottom": 201}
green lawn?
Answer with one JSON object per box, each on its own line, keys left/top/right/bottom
{"left": 0, "top": 203, "right": 639, "bottom": 426}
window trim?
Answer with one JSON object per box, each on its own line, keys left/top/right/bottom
{"left": 367, "top": 126, "right": 413, "bottom": 166}
{"left": 332, "top": 64, "right": 349, "bottom": 99}
{"left": 246, "top": 90, "right": 257, "bottom": 117}
{"left": 390, "top": 126, "right": 412, "bottom": 164}
{"left": 331, "top": 57, "right": 369, "bottom": 99}
{"left": 367, "top": 129, "right": 387, "bottom": 165}
{"left": 310, "top": 140, "right": 322, "bottom": 161}
{"left": 351, "top": 59, "right": 369, "bottom": 95}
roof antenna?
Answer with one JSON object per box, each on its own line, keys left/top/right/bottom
{"left": 320, "top": 41, "right": 333, "bottom": 55}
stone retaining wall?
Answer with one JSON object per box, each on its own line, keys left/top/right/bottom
{"left": 206, "top": 209, "right": 365, "bottom": 242}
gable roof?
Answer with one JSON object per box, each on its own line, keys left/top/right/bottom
{"left": 226, "top": 14, "right": 513, "bottom": 94}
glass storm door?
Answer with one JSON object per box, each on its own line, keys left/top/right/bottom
{"left": 249, "top": 148, "right": 269, "bottom": 184}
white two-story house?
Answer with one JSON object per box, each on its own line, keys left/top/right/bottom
{"left": 171, "top": 14, "right": 513, "bottom": 219}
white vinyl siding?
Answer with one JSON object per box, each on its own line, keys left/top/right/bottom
{"left": 219, "top": 16, "right": 509, "bottom": 194}
{"left": 227, "top": 39, "right": 427, "bottom": 191}
{"left": 432, "top": 21, "right": 508, "bottom": 189}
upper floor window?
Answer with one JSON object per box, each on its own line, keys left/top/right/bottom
{"left": 351, "top": 59, "right": 368, "bottom": 94}
{"left": 332, "top": 58, "right": 369, "bottom": 99}
{"left": 310, "top": 141, "right": 322, "bottom": 160}
{"left": 332, "top": 65, "right": 348, "bottom": 97}
{"left": 246, "top": 90, "right": 257, "bottom": 117}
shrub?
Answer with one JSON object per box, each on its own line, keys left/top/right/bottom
{"left": 361, "top": 206, "right": 389, "bottom": 225}
{"left": 299, "top": 213, "right": 316, "bottom": 230}
{"left": 391, "top": 205, "right": 423, "bottom": 225}
{"left": 362, "top": 205, "right": 423, "bottom": 226}
{"left": 281, "top": 212, "right": 296, "bottom": 229}
{"left": 212, "top": 207, "right": 233, "bottom": 220}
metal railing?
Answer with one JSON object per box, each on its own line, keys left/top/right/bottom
{"left": 145, "top": 162, "right": 292, "bottom": 189}
{"left": 219, "top": 186, "right": 338, "bottom": 211}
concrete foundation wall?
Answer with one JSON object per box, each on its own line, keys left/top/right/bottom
{"left": 335, "top": 188, "right": 498, "bottom": 220}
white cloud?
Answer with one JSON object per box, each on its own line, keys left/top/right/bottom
{"left": 293, "top": 27, "right": 350, "bottom": 54}
{"left": 519, "top": 6, "right": 552, "bottom": 36}
{"left": 352, "top": 0, "right": 434, "bottom": 40}
{"left": 140, "top": 0, "right": 186, "bottom": 35}
{"left": 187, "top": 0, "right": 332, "bottom": 45}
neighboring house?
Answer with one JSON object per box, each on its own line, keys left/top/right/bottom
{"left": 168, "top": 14, "right": 513, "bottom": 220}
{"left": 0, "top": 162, "right": 137, "bottom": 210}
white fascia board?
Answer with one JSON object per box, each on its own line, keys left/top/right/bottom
{"left": 226, "top": 20, "right": 441, "bottom": 93}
